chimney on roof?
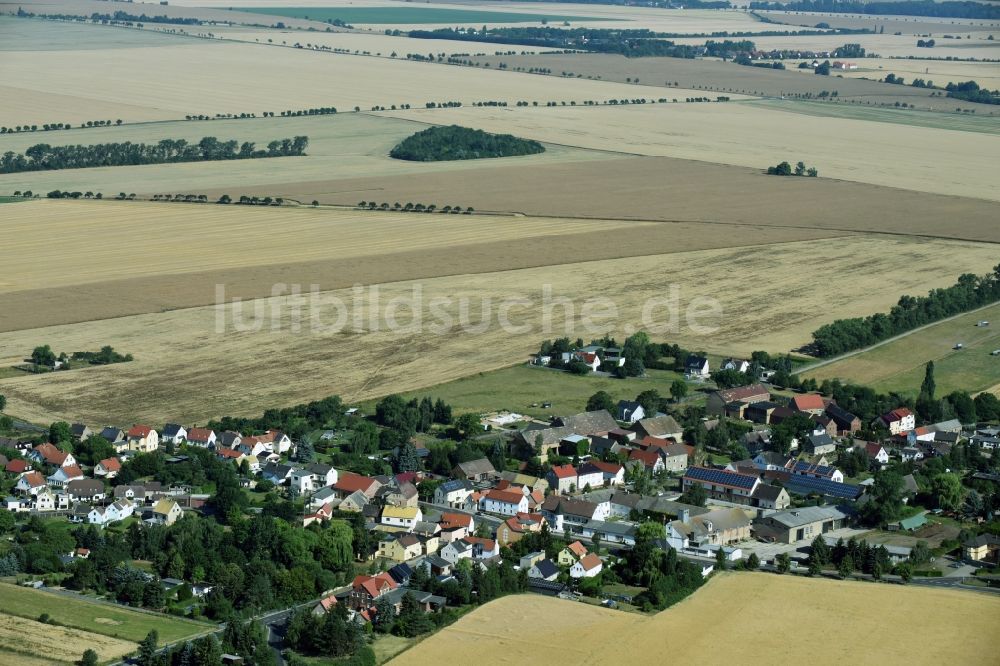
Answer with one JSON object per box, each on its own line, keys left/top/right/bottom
{"left": 679, "top": 508, "right": 689, "bottom": 522}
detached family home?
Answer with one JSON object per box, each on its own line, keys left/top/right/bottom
{"left": 94, "top": 457, "right": 121, "bottom": 478}
{"left": 162, "top": 424, "right": 188, "bottom": 446}
{"left": 31, "top": 443, "right": 75, "bottom": 468}
{"left": 185, "top": 428, "right": 217, "bottom": 448}
{"left": 435, "top": 479, "right": 474, "bottom": 508}
{"left": 125, "top": 426, "right": 159, "bottom": 453}
{"left": 876, "top": 408, "right": 915, "bottom": 436}
{"left": 479, "top": 488, "right": 529, "bottom": 516}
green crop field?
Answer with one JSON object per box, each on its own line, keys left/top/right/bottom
{"left": 364, "top": 363, "right": 693, "bottom": 419}
{"left": 745, "top": 99, "right": 1000, "bottom": 135}
{"left": 0, "top": 583, "right": 215, "bottom": 643}
{"left": 239, "top": 7, "right": 602, "bottom": 25}
{"left": 806, "top": 302, "right": 1000, "bottom": 397}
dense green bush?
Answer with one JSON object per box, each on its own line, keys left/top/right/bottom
{"left": 389, "top": 125, "right": 544, "bottom": 162}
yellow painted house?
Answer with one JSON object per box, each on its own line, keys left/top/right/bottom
{"left": 378, "top": 534, "right": 423, "bottom": 562}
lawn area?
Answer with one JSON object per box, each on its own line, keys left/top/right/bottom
{"left": 365, "top": 364, "right": 691, "bottom": 420}
{"left": 805, "top": 303, "right": 1000, "bottom": 397}
{"left": 0, "top": 583, "right": 215, "bottom": 644}
{"left": 372, "top": 634, "right": 417, "bottom": 664}
{"left": 240, "top": 7, "right": 602, "bottom": 24}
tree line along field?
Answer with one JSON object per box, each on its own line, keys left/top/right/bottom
{"left": 0, "top": 113, "right": 610, "bottom": 197}
{"left": 806, "top": 303, "right": 1000, "bottom": 397}
{"left": 466, "top": 52, "right": 992, "bottom": 113}
{"left": 0, "top": 18, "right": 719, "bottom": 128}
{"left": 1, "top": 235, "right": 998, "bottom": 426}
{"left": 390, "top": 573, "right": 1000, "bottom": 665}
{"left": 238, "top": 6, "right": 606, "bottom": 25}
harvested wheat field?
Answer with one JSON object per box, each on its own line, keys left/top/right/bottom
{"left": 255, "top": 153, "right": 1000, "bottom": 242}
{"left": 757, "top": 11, "right": 1000, "bottom": 35}
{"left": 1, "top": 235, "right": 997, "bottom": 425}
{"left": 0, "top": 18, "right": 715, "bottom": 127}
{"left": 0, "top": 614, "right": 137, "bottom": 665}
{"left": 0, "top": 113, "right": 611, "bottom": 196}
{"left": 0, "top": 198, "right": 847, "bottom": 330}
{"left": 467, "top": 52, "right": 988, "bottom": 112}
{"left": 383, "top": 103, "right": 1000, "bottom": 199}
{"left": 391, "top": 573, "right": 1000, "bottom": 665}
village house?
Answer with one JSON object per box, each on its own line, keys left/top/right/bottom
{"left": 963, "top": 534, "right": 1000, "bottom": 564}
{"left": 161, "top": 424, "right": 188, "bottom": 445}
{"left": 381, "top": 481, "right": 418, "bottom": 509}
{"left": 498, "top": 471, "right": 548, "bottom": 493}
{"left": 630, "top": 415, "right": 684, "bottom": 441}
{"left": 434, "top": 479, "right": 474, "bottom": 508}
{"left": 570, "top": 553, "right": 603, "bottom": 578}
{"left": 439, "top": 538, "right": 473, "bottom": 564}
{"left": 876, "top": 408, "right": 915, "bottom": 436}
{"left": 628, "top": 449, "right": 665, "bottom": 474}
{"left": 542, "top": 496, "right": 610, "bottom": 532}
{"left": 378, "top": 534, "right": 423, "bottom": 562}
{"left": 789, "top": 394, "right": 827, "bottom": 415}
{"left": 98, "top": 427, "right": 126, "bottom": 447}
{"left": 528, "top": 558, "right": 560, "bottom": 581}
{"left": 856, "top": 441, "right": 890, "bottom": 466}
{"left": 805, "top": 432, "right": 837, "bottom": 457}
{"left": 750, "top": 484, "right": 791, "bottom": 510}
{"left": 70, "top": 424, "right": 92, "bottom": 441}
{"left": 721, "top": 358, "right": 751, "bottom": 373}
{"left": 5, "top": 459, "right": 30, "bottom": 475}
{"left": 753, "top": 506, "right": 847, "bottom": 544}
{"left": 125, "top": 425, "right": 159, "bottom": 453}
{"left": 706, "top": 384, "right": 771, "bottom": 416}
{"left": 547, "top": 464, "right": 578, "bottom": 494}
{"left": 497, "top": 512, "right": 544, "bottom": 547}
{"left": 66, "top": 479, "right": 105, "bottom": 503}
{"left": 745, "top": 401, "right": 782, "bottom": 425}
{"left": 149, "top": 498, "right": 183, "bottom": 526}
{"left": 616, "top": 400, "right": 646, "bottom": 424}
{"left": 825, "top": 403, "right": 861, "bottom": 435}
{"left": 349, "top": 573, "right": 397, "bottom": 611}
{"left": 558, "top": 540, "right": 589, "bottom": 566}
{"left": 93, "top": 457, "right": 121, "bottom": 479}
{"left": 479, "top": 488, "right": 529, "bottom": 516}
{"left": 185, "top": 428, "right": 217, "bottom": 448}
{"left": 451, "top": 458, "right": 496, "bottom": 482}
{"left": 381, "top": 505, "right": 422, "bottom": 530}
{"left": 16, "top": 471, "right": 47, "bottom": 495}
{"left": 789, "top": 460, "right": 844, "bottom": 483}
{"left": 30, "top": 443, "right": 76, "bottom": 468}
{"left": 88, "top": 499, "right": 135, "bottom": 527}
{"left": 683, "top": 467, "right": 760, "bottom": 505}
{"left": 685, "top": 355, "right": 710, "bottom": 378}
{"left": 334, "top": 472, "right": 381, "bottom": 499}
{"left": 666, "top": 507, "right": 751, "bottom": 551}
{"left": 554, "top": 410, "right": 619, "bottom": 438}
{"left": 578, "top": 461, "right": 624, "bottom": 487}
{"left": 47, "top": 464, "right": 85, "bottom": 488}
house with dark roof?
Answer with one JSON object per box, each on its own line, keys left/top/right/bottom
{"left": 434, "top": 479, "right": 474, "bottom": 508}
{"left": 805, "top": 432, "right": 837, "bottom": 456}
{"left": 616, "top": 400, "right": 645, "bottom": 424}
{"left": 69, "top": 424, "right": 92, "bottom": 441}
{"left": 825, "top": 403, "right": 861, "bottom": 435}
{"left": 528, "top": 558, "right": 560, "bottom": 581}
{"left": 685, "top": 355, "right": 710, "bottom": 378}
{"left": 750, "top": 483, "right": 791, "bottom": 510}
{"left": 682, "top": 467, "right": 760, "bottom": 505}
{"left": 162, "top": 424, "right": 188, "bottom": 445}
{"left": 554, "top": 410, "right": 618, "bottom": 437}
{"left": 541, "top": 496, "right": 609, "bottom": 532}
{"left": 745, "top": 401, "right": 783, "bottom": 425}
{"left": 875, "top": 408, "right": 915, "bottom": 435}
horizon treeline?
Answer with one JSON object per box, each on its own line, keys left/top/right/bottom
{"left": 0, "top": 136, "right": 308, "bottom": 174}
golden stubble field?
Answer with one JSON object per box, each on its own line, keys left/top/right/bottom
{"left": 390, "top": 573, "right": 1000, "bottom": 665}
{"left": 0, "top": 18, "right": 724, "bottom": 127}
{"left": 0, "top": 614, "right": 137, "bottom": 665}
{"left": 1, "top": 234, "right": 997, "bottom": 425}
{"left": 383, "top": 103, "right": 1000, "bottom": 200}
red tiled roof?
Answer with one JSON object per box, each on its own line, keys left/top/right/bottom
{"left": 186, "top": 428, "right": 215, "bottom": 442}
{"left": 549, "top": 464, "right": 577, "bottom": 479}
{"left": 578, "top": 553, "right": 602, "bottom": 571}
{"left": 484, "top": 488, "right": 525, "bottom": 505}
{"left": 316, "top": 596, "right": 337, "bottom": 611}
{"left": 335, "top": 472, "right": 377, "bottom": 494}
{"left": 629, "top": 449, "right": 660, "bottom": 467}
{"left": 217, "top": 448, "right": 244, "bottom": 459}
{"left": 464, "top": 536, "right": 497, "bottom": 551}
{"left": 34, "top": 443, "right": 68, "bottom": 465}
{"left": 790, "top": 394, "right": 826, "bottom": 411}
{"left": 21, "top": 471, "right": 45, "bottom": 487}
{"left": 5, "top": 459, "right": 29, "bottom": 474}
{"left": 440, "top": 512, "right": 473, "bottom": 529}
{"left": 97, "top": 457, "right": 121, "bottom": 472}
{"left": 567, "top": 541, "right": 588, "bottom": 558}
{"left": 127, "top": 425, "right": 152, "bottom": 438}
{"left": 884, "top": 408, "right": 913, "bottom": 422}
{"left": 56, "top": 464, "right": 84, "bottom": 478}
{"left": 587, "top": 461, "right": 623, "bottom": 475}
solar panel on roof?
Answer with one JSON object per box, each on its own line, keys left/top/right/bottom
{"left": 785, "top": 475, "right": 861, "bottom": 499}
{"left": 686, "top": 467, "right": 757, "bottom": 490}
